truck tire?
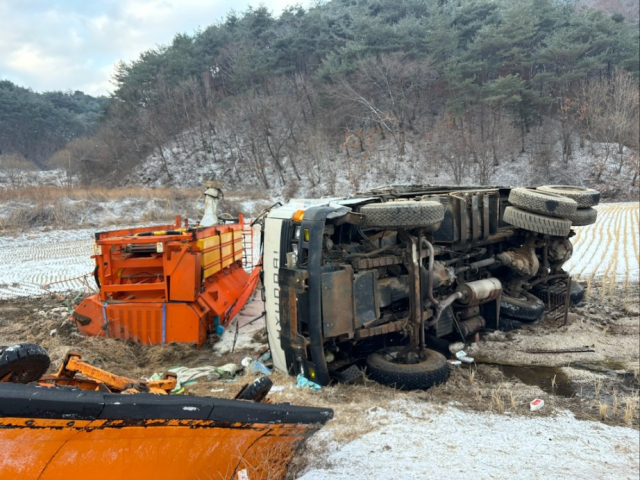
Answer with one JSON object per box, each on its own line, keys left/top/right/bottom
{"left": 366, "top": 347, "right": 450, "bottom": 390}
{"left": 0, "top": 343, "right": 50, "bottom": 383}
{"left": 360, "top": 200, "right": 444, "bottom": 230}
{"left": 498, "top": 316, "right": 541, "bottom": 332}
{"left": 536, "top": 185, "right": 600, "bottom": 208}
{"left": 566, "top": 207, "right": 597, "bottom": 227}
{"left": 235, "top": 376, "right": 272, "bottom": 402}
{"left": 503, "top": 206, "right": 572, "bottom": 236}
{"left": 508, "top": 188, "right": 577, "bottom": 218}
{"left": 500, "top": 292, "right": 546, "bottom": 321}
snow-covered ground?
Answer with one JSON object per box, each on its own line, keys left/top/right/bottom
{"left": 0, "top": 228, "right": 95, "bottom": 299}
{"left": 298, "top": 400, "right": 639, "bottom": 480}
{"left": 564, "top": 202, "right": 640, "bottom": 282}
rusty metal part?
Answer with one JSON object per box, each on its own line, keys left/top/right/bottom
{"left": 407, "top": 234, "right": 422, "bottom": 350}
{"left": 455, "top": 257, "right": 497, "bottom": 274}
{"left": 458, "top": 315, "right": 486, "bottom": 337}
{"left": 528, "top": 273, "right": 571, "bottom": 326}
{"left": 496, "top": 242, "right": 540, "bottom": 278}
{"left": 422, "top": 239, "right": 440, "bottom": 307}
{"left": 456, "top": 278, "right": 502, "bottom": 306}
{"left": 458, "top": 306, "right": 480, "bottom": 320}
{"left": 427, "top": 290, "right": 465, "bottom": 328}
{"left": 39, "top": 351, "right": 177, "bottom": 394}
{"left": 354, "top": 319, "right": 407, "bottom": 339}
{"left": 547, "top": 237, "right": 573, "bottom": 265}
{"left": 432, "top": 261, "right": 456, "bottom": 288}
{"left": 351, "top": 255, "right": 403, "bottom": 270}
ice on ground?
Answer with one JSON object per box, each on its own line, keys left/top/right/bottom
{"left": 299, "top": 400, "right": 639, "bottom": 480}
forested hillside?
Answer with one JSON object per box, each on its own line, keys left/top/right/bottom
{"left": 0, "top": 82, "right": 105, "bottom": 168}
{"left": 3, "top": 0, "right": 639, "bottom": 197}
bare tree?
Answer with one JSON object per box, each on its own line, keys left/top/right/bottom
{"left": 0, "top": 152, "right": 36, "bottom": 188}
{"left": 332, "top": 54, "right": 436, "bottom": 158}
{"left": 579, "top": 69, "right": 640, "bottom": 173}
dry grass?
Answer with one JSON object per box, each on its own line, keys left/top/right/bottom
{"left": 0, "top": 186, "right": 271, "bottom": 231}
{"left": 624, "top": 397, "right": 638, "bottom": 425}
{"left": 599, "top": 402, "right": 609, "bottom": 420}
{"left": 491, "top": 386, "right": 506, "bottom": 413}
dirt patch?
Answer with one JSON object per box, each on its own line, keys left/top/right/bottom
{"left": 0, "top": 295, "right": 264, "bottom": 398}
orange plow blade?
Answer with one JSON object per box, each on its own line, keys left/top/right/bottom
{"left": 0, "top": 383, "right": 332, "bottom": 480}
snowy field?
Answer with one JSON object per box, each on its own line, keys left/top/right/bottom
{"left": 299, "top": 400, "right": 639, "bottom": 480}
{"left": 0, "top": 202, "right": 638, "bottom": 300}
{"left": 0, "top": 228, "right": 95, "bottom": 299}
{"left": 564, "top": 202, "right": 640, "bottom": 283}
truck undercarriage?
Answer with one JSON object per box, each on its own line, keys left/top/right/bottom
{"left": 264, "top": 185, "right": 599, "bottom": 389}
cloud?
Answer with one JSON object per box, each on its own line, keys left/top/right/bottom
{"left": 0, "top": 0, "right": 310, "bottom": 96}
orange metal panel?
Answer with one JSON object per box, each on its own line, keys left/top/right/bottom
{"left": 200, "top": 264, "right": 252, "bottom": 326}
{"left": 101, "top": 283, "right": 166, "bottom": 293}
{"left": 75, "top": 300, "right": 207, "bottom": 345}
{"left": 169, "top": 253, "right": 201, "bottom": 302}
{"left": 0, "top": 418, "right": 314, "bottom": 480}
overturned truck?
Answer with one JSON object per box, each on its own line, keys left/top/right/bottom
{"left": 263, "top": 185, "right": 599, "bottom": 390}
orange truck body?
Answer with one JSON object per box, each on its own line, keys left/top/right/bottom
{"left": 73, "top": 216, "right": 260, "bottom": 346}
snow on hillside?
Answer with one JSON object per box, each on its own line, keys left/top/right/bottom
{"left": 127, "top": 130, "right": 638, "bottom": 203}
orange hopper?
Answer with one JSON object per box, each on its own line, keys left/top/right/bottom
{"left": 73, "top": 186, "right": 260, "bottom": 347}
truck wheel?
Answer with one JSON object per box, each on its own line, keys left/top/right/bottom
{"left": 500, "top": 292, "right": 545, "bottom": 321}
{"left": 508, "top": 188, "right": 577, "bottom": 218}
{"left": 235, "top": 376, "right": 272, "bottom": 402}
{"left": 0, "top": 343, "right": 50, "bottom": 383}
{"left": 536, "top": 185, "right": 600, "bottom": 208}
{"left": 503, "top": 206, "right": 572, "bottom": 236}
{"left": 366, "top": 347, "right": 450, "bottom": 390}
{"left": 360, "top": 200, "right": 444, "bottom": 230}
{"left": 566, "top": 207, "right": 597, "bottom": 226}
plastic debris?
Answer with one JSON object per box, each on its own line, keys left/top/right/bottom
{"left": 250, "top": 361, "right": 272, "bottom": 375}
{"left": 242, "top": 356, "right": 272, "bottom": 375}
{"left": 258, "top": 351, "right": 272, "bottom": 363}
{"left": 447, "top": 359, "right": 462, "bottom": 366}
{"left": 455, "top": 350, "right": 475, "bottom": 364}
{"left": 296, "top": 374, "right": 322, "bottom": 391}
{"left": 530, "top": 398, "right": 545, "bottom": 411}
{"left": 150, "top": 363, "right": 241, "bottom": 393}
{"left": 270, "top": 386, "right": 285, "bottom": 392}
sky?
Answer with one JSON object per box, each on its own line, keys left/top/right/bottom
{"left": 0, "top": 0, "right": 312, "bottom": 97}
